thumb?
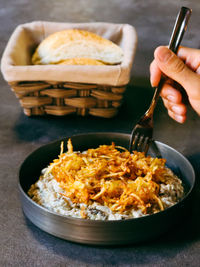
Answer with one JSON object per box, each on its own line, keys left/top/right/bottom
{"left": 154, "top": 46, "right": 200, "bottom": 98}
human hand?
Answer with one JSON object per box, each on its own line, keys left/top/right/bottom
{"left": 150, "top": 46, "right": 200, "bottom": 123}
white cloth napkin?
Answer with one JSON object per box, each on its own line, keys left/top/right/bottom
{"left": 1, "top": 21, "right": 137, "bottom": 86}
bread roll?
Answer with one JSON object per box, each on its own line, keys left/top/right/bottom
{"left": 32, "top": 29, "right": 123, "bottom": 65}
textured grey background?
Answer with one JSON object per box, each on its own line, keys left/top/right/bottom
{"left": 0, "top": 0, "right": 200, "bottom": 266}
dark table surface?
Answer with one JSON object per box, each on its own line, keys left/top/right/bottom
{"left": 1, "top": 1, "right": 200, "bottom": 266}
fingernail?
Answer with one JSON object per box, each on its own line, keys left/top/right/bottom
{"left": 150, "top": 78, "right": 155, "bottom": 87}
{"left": 167, "top": 95, "right": 176, "bottom": 102}
{"left": 171, "top": 105, "right": 181, "bottom": 113}
{"left": 174, "top": 114, "right": 184, "bottom": 123}
{"left": 157, "top": 47, "right": 172, "bottom": 62}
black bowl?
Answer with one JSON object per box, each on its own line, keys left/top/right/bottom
{"left": 19, "top": 132, "right": 195, "bottom": 245}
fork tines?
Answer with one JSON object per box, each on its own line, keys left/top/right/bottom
{"left": 129, "top": 126, "right": 153, "bottom": 154}
{"left": 133, "top": 133, "right": 151, "bottom": 153}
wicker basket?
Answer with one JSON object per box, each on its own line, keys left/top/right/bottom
{"left": 1, "top": 21, "right": 137, "bottom": 118}
{"left": 9, "top": 80, "right": 126, "bottom": 118}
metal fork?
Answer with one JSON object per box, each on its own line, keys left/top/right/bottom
{"left": 129, "top": 6, "right": 192, "bottom": 155}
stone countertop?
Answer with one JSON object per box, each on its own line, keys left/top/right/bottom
{"left": 0, "top": 1, "right": 200, "bottom": 266}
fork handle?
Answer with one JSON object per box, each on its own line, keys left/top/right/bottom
{"left": 168, "top": 7, "right": 192, "bottom": 53}
{"left": 146, "top": 6, "right": 192, "bottom": 118}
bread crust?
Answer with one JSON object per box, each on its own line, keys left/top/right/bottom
{"left": 56, "top": 58, "right": 106, "bottom": 65}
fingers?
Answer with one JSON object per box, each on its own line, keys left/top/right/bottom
{"left": 154, "top": 46, "right": 200, "bottom": 97}
{"left": 149, "top": 46, "right": 199, "bottom": 87}
{"left": 150, "top": 60, "right": 162, "bottom": 87}
{"left": 163, "top": 98, "right": 187, "bottom": 123}
{"left": 150, "top": 57, "right": 187, "bottom": 123}
{"left": 160, "top": 82, "right": 182, "bottom": 103}
{"left": 150, "top": 45, "right": 200, "bottom": 120}
{"left": 167, "top": 109, "right": 186, "bottom": 123}
{"left": 161, "top": 83, "right": 187, "bottom": 123}
{"left": 177, "top": 46, "right": 200, "bottom": 73}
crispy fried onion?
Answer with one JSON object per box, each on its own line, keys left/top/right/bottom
{"left": 49, "top": 139, "right": 167, "bottom": 215}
